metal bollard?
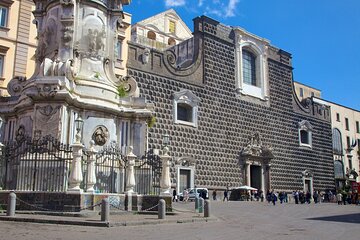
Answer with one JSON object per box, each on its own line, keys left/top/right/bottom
{"left": 204, "top": 199, "right": 211, "bottom": 218}
{"left": 7, "top": 191, "right": 16, "bottom": 217}
{"left": 158, "top": 199, "right": 166, "bottom": 219}
{"left": 101, "top": 198, "right": 109, "bottom": 222}
{"left": 195, "top": 197, "right": 199, "bottom": 212}
{"left": 198, "top": 197, "right": 204, "bottom": 213}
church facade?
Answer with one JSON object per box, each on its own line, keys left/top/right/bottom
{"left": 127, "top": 16, "right": 335, "bottom": 194}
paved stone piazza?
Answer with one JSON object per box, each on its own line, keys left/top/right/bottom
{"left": 0, "top": 201, "right": 359, "bottom": 240}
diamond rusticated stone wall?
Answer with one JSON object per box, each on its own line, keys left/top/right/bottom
{"left": 127, "top": 16, "right": 335, "bottom": 192}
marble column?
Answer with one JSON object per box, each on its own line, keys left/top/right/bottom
{"left": 246, "top": 163, "right": 251, "bottom": 186}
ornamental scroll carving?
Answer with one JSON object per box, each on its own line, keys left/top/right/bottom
{"left": 7, "top": 76, "right": 27, "bottom": 97}
{"left": 239, "top": 132, "right": 274, "bottom": 165}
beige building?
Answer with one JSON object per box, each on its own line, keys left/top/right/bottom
{"left": 0, "top": 0, "right": 131, "bottom": 96}
{"left": 315, "top": 98, "right": 360, "bottom": 189}
{"left": 293, "top": 81, "right": 321, "bottom": 102}
{"left": 0, "top": 0, "right": 37, "bottom": 96}
{"left": 131, "top": 9, "right": 192, "bottom": 51}
{"left": 295, "top": 80, "right": 360, "bottom": 189}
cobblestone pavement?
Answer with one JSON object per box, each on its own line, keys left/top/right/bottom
{"left": 0, "top": 201, "right": 359, "bottom": 240}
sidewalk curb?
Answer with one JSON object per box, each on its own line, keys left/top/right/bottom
{"left": 0, "top": 216, "right": 217, "bottom": 228}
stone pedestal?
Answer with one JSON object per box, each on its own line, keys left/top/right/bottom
{"left": 86, "top": 140, "right": 97, "bottom": 193}
{"left": 160, "top": 147, "right": 172, "bottom": 195}
{"left": 126, "top": 146, "right": 137, "bottom": 193}
{"left": 68, "top": 139, "right": 84, "bottom": 192}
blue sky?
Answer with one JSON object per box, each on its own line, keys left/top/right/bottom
{"left": 126, "top": 0, "right": 360, "bottom": 110}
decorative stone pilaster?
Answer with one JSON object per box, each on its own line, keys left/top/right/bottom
{"left": 126, "top": 146, "right": 137, "bottom": 193}
{"left": 86, "top": 140, "right": 97, "bottom": 193}
{"left": 160, "top": 146, "right": 172, "bottom": 195}
{"left": 68, "top": 134, "right": 84, "bottom": 192}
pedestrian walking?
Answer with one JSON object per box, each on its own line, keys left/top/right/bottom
{"left": 212, "top": 190, "right": 217, "bottom": 200}
{"left": 336, "top": 192, "right": 343, "bottom": 205}
{"left": 223, "top": 189, "right": 229, "bottom": 201}
{"left": 172, "top": 189, "right": 177, "bottom": 202}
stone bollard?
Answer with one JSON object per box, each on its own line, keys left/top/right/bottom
{"left": 204, "top": 199, "right": 211, "bottom": 218}
{"left": 7, "top": 191, "right": 16, "bottom": 217}
{"left": 195, "top": 197, "right": 199, "bottom": 212}
{"left": 158, "top": 199, "right": 166, "bottom": 219}
{"left": 198, "top": 198, "right": 204, "bottom": 213}
{"left": 101, "top": 198, "right": 110, "bottom": 222}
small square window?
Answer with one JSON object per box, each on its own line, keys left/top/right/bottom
{"left": 298, "top": 120, "right": 313, "bottom": 148}
{"left": 0, "top": 7, "right": 8, "bottom": 28}
{"left": 177, "top": 103, "right": 193, "bottom": 122}
{"left": 300, "top": 130, "right": 309, "bottom": 145}
{"left": 173, "top": 89, "right": 200, "bottom": 128}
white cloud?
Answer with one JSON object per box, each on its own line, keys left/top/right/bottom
{"left": 225, "top": 0, "right": 239, "bottom": 17}
{"left": 198, "top": 0, "right": 204, "bottom": 7}
{"left": 204, "top": 6, "right": 223, "bottom": 18}
{"left": 165, "top": 0, "right": 186, "bottom": 7}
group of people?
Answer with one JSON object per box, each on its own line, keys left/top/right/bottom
{"left": 336, "top": 191, "right": 359, "bottom": 205}
{"left": 292, "top": 190, "right": 320, "bottom": 204}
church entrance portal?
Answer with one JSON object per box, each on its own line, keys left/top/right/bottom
{"left": 179, "top": 169, "right": 191, "bottom": 192}
{"left": 250, "top": 165, "right": 262, "bottom": 190}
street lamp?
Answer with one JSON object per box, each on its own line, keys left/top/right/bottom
{"left": 74, "top": 116, "right": 84, "bottom": 143}
{"left": 162, "top": 134, "right": 169, "bottom": 147}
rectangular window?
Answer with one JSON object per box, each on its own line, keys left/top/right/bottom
{"left": 346, "top": 136, "right": 351, "bottom": 149}
{"left": 0, "top": 55, "right": 3, "bottom": 77}
{"left": 0, "top": 7, "right": 8, "bottom": 27}
{"left": 336, "top": 113, "right": 340, "bottom": 122}
{"left": 345, "top": 118, "right": 349, "bottom": 130}
{"left": 299, "top": 88, "right": 304, "bottom": 97}
{"left": 356, "top": 121, "right": 359, "bottom": 133}
{"left": 242, "top": 50, "right": 256, "bottom": 86}
{"left": 311, "top": 92, "right": 314, "bottom": 97}
{"left": 169, "top": 20, "right": 176, "bottom": 33}
{"left": 348, "top": 158, "right": 353, "bottom": 170}
{"left": 116, "top": 40, "right": 123, "bottom": 61}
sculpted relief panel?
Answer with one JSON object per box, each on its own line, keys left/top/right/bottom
{"left": 34, "top": 105, "right": 62, "bottom": 138}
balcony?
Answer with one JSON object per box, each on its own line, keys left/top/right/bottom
{"left": 132, "top": 35, "right": 168, "bottom": 51}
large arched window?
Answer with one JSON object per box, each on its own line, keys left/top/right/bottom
{"left": 334, "top": 160, "right": 345, "bottom": 179}
{"left": 242, "top": 49, "right": 257, "bottom": 86}
{"left": 332, "top": 128, "right": 343, "bottom": 155}
{"left": 234, "top": 29, "right": 270, "bottom": 101}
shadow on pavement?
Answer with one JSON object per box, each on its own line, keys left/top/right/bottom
{"left": 307, "top": 213, "right": 360, "bottom": 224}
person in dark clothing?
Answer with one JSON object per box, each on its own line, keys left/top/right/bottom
{"left": 305, "top": 191, "right": 311, "bottom": 204}
{"left": 172, "top": 189, "right": 177, "bottom": 202}
{"left": 313, "top": 191, "right": 319, "bottom": 204}
{"left": 223, "top": 189, "right": 229, "bottom": 201}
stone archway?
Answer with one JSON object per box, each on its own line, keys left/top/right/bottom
{"left": 239, "top": 132, "right": 273, "bottom": 193}
{"left": 302, "top": 170, "right": 314, "bottom": 195}
{"left": 174, "top": 156, "right": 196, "bottom": 195}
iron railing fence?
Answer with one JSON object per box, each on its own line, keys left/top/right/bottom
{"left": 0, "top": 135, "right": 72, "bottom": 192}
